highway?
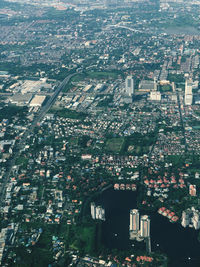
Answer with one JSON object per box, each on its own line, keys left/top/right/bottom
{"left": 0, "top": 73, "right": 76, "bottom": 205}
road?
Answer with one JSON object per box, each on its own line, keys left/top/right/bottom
{"left": 175, "top": 89, "right": 187, "bottom": 152}
{"left": 105, "top": 23, "right": 145, "bottom": 34}
{"left": 0, "top": 73, "right": 76, "bottom": 205}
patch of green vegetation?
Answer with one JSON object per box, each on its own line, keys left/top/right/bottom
{"left": 164, "top": 126, "right": 182, "bottom": 133}
{"left": 123, "top": 132, "right": 156, "bottom": 156}
{"left": 87, "top": 71, "right": 119, "bottom": 79}
{"left": 193, "top": 126, "right": 200, "bottom": 130}
{"left": 12, "top": 226, "right": 54, "bottom": 267}
{"left": 188, "top": 119, "right": 200, "bottom": 127}
{"left": 15, "top": 156, "right": 29, "bottom": 167}
{"left": 78, "top": 135, "right": 91, "bottom": 148}
{"left": 71, "top": 225, "right": 95, "bottom": 254}
{"left": 166, "top": 155, "right": 185, "bottom": 167}
{"left": 162, "top": 15, "right": 199, "bottom": 28}
{"left": 63, "top": 81, "right": 74, "bottom": 92}
{"left": 71, "top": 74, "right": 86, "bottom": 82}
{"left": 168, "top": 74, "right": 184, "bottom": 83}
{"left": 106, "top": 138, "right": 124, "bottom": 153}
{"left": 160, "top": 84, "right": 172, "bottom": 92}
{"left": 0, "top": 105, "right": 28, "bottom": 120}
{"left": 50, "top": 108, "right": 86, "bottom": 120}
{"left": 69, "top": 136, "right": 79, "bottom": 146}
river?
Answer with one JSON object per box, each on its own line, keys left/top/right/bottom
{"left": 96, "top": 188, "right": 200, "bottom": 267}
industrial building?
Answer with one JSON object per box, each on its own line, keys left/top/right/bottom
{"left": 139, "top": 80, "right": 155, "bottom": 92}
{"left": 150, "top": 91, "right": 161, "bottom": 101}
{"left": 9, "top": 93, "right": 33, "bottom": 106}
{"left": 29, "top": 95, "right": 46, "bottom": 107}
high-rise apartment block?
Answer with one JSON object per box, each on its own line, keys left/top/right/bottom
{"left": 185, "top": 80, "right": 193, "bottom": 105}
{"left": 181, "top": 208, "right": 200, "bottom": 230}
{"left": 91, "top": 202, "right": 105, "bottom": 221}
{"left": 129, "top": 209, "right": 150, "bottom": 239}
{"left": 140, "top": 215, "right": 150, "bottom": 238}
{"left": 125, "top": 76, "right": 134, "bottom": 97}
{"left": 130, "top": 209, "right": 140, "bottom": 232}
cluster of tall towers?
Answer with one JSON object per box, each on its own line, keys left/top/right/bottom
{"left": 91, "top": 202, "right": 105, "bottom": 221}
{"left": 129, "top": 209, "right": 150, "bottom": 238}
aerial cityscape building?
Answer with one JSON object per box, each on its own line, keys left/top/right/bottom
{"left": 130, "top": 209, "right": 140, "bottom": 232}
{"left": 181, "top": 208, "right": 200, "bottom": 230}
{"left": 91, "top": 202, "right": 105, "bottom": 221}
{"left": 125, "top": 75, "right": 134, "bottom": 97}
{"left": 140, "top": 215, "right": 150, "bottom": 238}
{"left": 185, "top": 79, "right": 193, "bottom": 105}
{"left": 129, "top": 209, "right": 150, "bottom": 239}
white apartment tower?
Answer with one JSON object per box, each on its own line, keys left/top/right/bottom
{"left": 185, "top": 80, "right": 193, "bottom": 105}
{"left": 181, "top": 211, "right": 190, "bottom": 228}
{"left": 154, "top": 77, "right": 157, "bottom": 91}
{"left": 140, "top": 215, "right": 150, "bottom": 238}
{"left": 130, "top": 209, "right": 140, "bottom": 232}
{"left": 192, "top": 211, "right": 200, "bottom": 230}
{"left": 91, "top": 202, "right": 96, "bottom": 219}
{"left": 125, "top": 76, "right": 134, "bottom": 97}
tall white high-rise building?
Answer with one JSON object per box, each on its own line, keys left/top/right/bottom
{"left": 140, "top": 215, "right": 150, "bottom": 238}
{"left": 125, "top": 76, "right": 134, "bottom": 97}
{"left": 153, "top": 77, "right": 157, "bottom": 91}
{"left": 185, "top": 80, "right": 193, "bottom": 105}
{"left": 91, "top": 202, "right": 105, "bottom": 221}
{"left": 130, "top": 209, "right": 140, "bottom": 231}
{"left": 96, "top": 206, "right": 105, "bottom": 221}
{"left": 181, "top": 211, "right": 190, "bottom": 228}
{"left": 192, "top": 211, "right": 200, "bottom": 230}
{"left": 91, "top": 202, "right": 96, "bottom": 219}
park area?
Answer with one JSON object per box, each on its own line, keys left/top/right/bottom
{"left": 105, "top": 138, "right": 124, "bottom": 153}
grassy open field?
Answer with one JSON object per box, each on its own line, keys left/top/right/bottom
{"left": 106, "top": 138, "right": 124, "bottom": 153}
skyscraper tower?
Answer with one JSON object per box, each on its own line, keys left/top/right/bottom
{"left": 125, "top": 75, "right": 134, "bottom": 97}
{"left": 130, "top": 209, "right": 140, "bottom": 231}
{"left": 185, "top": 79, "right": 193, "bottom": 105}
{"left": 153, "top": 77, "right": 157, "bottom": 91}
{"left": 91, "top": 202, "right": 96, "bottom": 220}
{"left": 140, "top": 215, "right": 150, "bottom": 238}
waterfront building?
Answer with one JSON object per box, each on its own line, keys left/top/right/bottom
{"left": 91, "top": 202, "right": 105, "bottom": 221}
{"left": 181, "top": 211, "right": 190, "bottom": 228}
{"left": 192, "top": 211, "right": 200, "bottom": 230}
{"left": 181, "top": 208, "right": 200, "bottom": 230}
{"left": 140, "top": 215, "right": 150, "bottom": 238}
{"left": 96, "top": 206, "right": 105, "bottom": 221}
{"left": 130, "top": 209, "right": 140, "bottom": 232}
{"left": 91, "top": 202, "right": 96, "bottom": 220}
